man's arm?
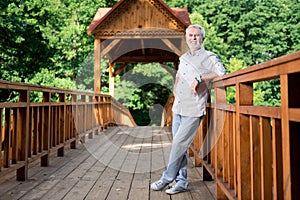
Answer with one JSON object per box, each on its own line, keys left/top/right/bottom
{"left": 191, "top": 72, "right": 222, "bottom": 95}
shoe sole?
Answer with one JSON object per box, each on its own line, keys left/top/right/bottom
{"left": 165, "top": 188, "right": 187, "bottom": 195}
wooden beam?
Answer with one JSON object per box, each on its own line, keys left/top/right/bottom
{"left": 100, "top": 39, "right": 121, "bottom": 57}
{"left": 113, "top": 55, "right": 177, "bottom": 63}
{"left": 94, "top": 39, "right": 101, "bottom": 93}
{"left": 161, "top": 38, "right": 182, "bottom": 56}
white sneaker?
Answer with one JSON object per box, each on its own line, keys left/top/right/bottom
{"left": 150, "top": 180, "right": 168, "bottom": 191}
{"left": 165, "top": 184, "right": 187, "bottom": 195}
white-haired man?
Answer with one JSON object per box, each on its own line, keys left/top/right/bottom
{"left": 150, "top": 24, "right": 226, "bottom": 195}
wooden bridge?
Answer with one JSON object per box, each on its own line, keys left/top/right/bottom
{"left": 0, "top": 50, "right": 299, "bottom": 199}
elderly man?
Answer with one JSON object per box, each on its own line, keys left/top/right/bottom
{"left": 150, "top": 24, "right": 226, "bottom": 195}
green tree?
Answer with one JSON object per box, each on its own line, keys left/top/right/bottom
{"left": 195, "top": 0, "right": 300, "bottom": 66}
{"left": 114, "top": 63, "right": 174, "bottom": 125}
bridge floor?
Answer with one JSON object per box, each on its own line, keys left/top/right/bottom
{"left": 0, "top": 126, "right": 215, "bottom": 200}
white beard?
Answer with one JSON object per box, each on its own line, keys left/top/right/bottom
{"left": 187, "top": 41, "right": 201, "bottom": 51}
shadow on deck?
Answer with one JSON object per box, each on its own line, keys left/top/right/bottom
{"left": 0, "top": 126, "right": 215, "bottom": 200}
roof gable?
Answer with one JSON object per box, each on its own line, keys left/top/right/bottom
{"left": 88, "top": 0, "right": 190, "bottom": 37}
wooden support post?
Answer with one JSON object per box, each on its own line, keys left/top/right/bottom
{"left": 12, "top": 108, "right": 18, "bottom": 164}
{"left": 28, "top": 107, "right": 33, "bottom": 158}
{"left": 236, "top": 82, "right": 252, "bottom": 200}
{"left": 194, "top": 128, "right": 201, "bottom": 167}
{"left": 94, "top": 39, "right": 101, "bottom": 93}
{"left": 71, "top": 94, "right": 77, "bottom": 149}
{"left": 41, "top": 92, "right": 50, "bottom": 167}
{"left": 99, "top": 96, "right": 104, "bottom": 131}
{"left": 33, "top": 107, "right": 39, "bottom": 155}
{"left": 260, "top": 117, "right": 272, "bottom": 199}
{"left": 233, "top": 112, "right": 237, "bottom": 196}
{"left": 94, "top": 96, "right": 100, "bottom": 135}
{"left": 202, "top": 113, "right": 212, "bottom": 181}
{"left": 287, "top": 73, "right": 300, "bottom": 199}
{"left": 280, "top": 74, "right": 291, "bottom": 200}
{"left": 79, "top": 95, "right": 87, "bottom": 143}
{"left": 250, "top": 116, "right": 261, "bottom": 200}
{"left": 227, "top": 112, "right": 234, "bottom": 189}
{"left": 222, "top": 112, "right": 228, "bottom": 183}
{"left": 88, "top": 96, "right": 94, "bottom": 139}
{"left": 58, "top": 93, "right": 66, "bottom": 157}
{"left": 17, "top": 90, "right": 29, "bottom": 181}
{"left": 109, "top": 63, "right": 115, "bottom": 97}
{"left": 53, "top": 106, "right": 58, "bottom": 146}
{"left": 272, "top": 119, "right": 283, "bottom": 200}
{"left": 214, "top": 87, "right": 227, "bottom": 199}
{"left": 3, "top": 108, "right": 11, "bottom": 168}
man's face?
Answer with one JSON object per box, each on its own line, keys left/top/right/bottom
{"left": 186, "top": 27, "right": 202, "bottom": 51}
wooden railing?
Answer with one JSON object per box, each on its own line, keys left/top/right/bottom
{"left": 0, "top": 80, "right": 135, "bottom": 181}
{"left": 189, "top": 50, "right": 300, "bottom": 200}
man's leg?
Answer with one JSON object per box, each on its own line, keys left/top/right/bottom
{"left": 172, "top": 114, "right": 188, "bottom": 188}
{"left": 150, "top": 114, "right": 181, "bottom": 191}
{"left": 160, "top": 115, "right": 202, "bottom": 187}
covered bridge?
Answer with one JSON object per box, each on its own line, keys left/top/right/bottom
{"left": 87, "top": 0, "right": 191, "bottom": 94}
{"left": 1, "top": 0, "right": 300, "bottom": 200}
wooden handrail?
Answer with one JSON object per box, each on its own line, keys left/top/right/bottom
{"left": 189, "top": 50, "right": 300, "bottom": 199}
{"left": 0, "top": 81, "right": 135, "bottom": 181}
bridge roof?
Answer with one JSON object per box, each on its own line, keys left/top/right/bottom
{"left": 87, "top": 0, "right": 190, "bottom": 64}
{"left": 87, "top": 0, "right": 190, "bottom": 36}
{"left": 87, "top": 0, "right": 191, "bottom": 93}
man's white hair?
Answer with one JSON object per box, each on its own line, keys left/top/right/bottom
{"left": 186, "top": 24, "right": 205, "bottom": 39}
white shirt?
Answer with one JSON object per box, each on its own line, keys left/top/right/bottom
{"left": 172, "top": 47, "right": 226, "bottom": 117}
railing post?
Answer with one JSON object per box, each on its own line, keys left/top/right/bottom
{"left": 58, "top": 93, "right": 66, "bottom": 157}
{"left": 236, "top": 82, "right": 252, "bottom": 200}
{"left": 41, "top": 92, "right": 50, "bottom": 167}
{"left": 272, "top": 118, "right": 283, "bottom": 200}
{"left": 71, "top": 94, "right": 78, "bottom": 149}
{"left": 3, "top": 108, "right": 11, "bottom": 170}
{"left": 281, "top": 72, "right": 300, "bottom": 199}
{"left": 79, "top": 94, "right": 86, "bottom": 143}
{"left": 94, "top": 96, "right": 100, "bottom": 135}
{"left": 88, "top": 95, "right": 93, "bottom": 139}
{"left": 16, "top": 90, "right": 29, "bottom": 181}
{"left": 214, "top": 87, "right": 227, "bottom": 199}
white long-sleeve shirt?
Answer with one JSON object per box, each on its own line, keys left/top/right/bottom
{"left": 172, "top": 47, "right": 226, "bottom": 117}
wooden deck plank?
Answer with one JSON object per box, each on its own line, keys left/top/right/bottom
{"left": 21, "top": 128, "right": 118, "bottom": 200}
{"left": 84, "top": 127, "right": 132, "bottom": 200}
{"left": 127, "top": 127, "right": 152, "bottom": 200}
{"left": 150, "top": 127, "right": 171, "bottom": 200}
{"left": 106, "top": 128, "right": 139, "bottom": 200}
{"left": 41, "top": 128, "right": 121, "bottom": 200}
{"left": 0, "top": 144, "right": 88, "bottom": 200}
{"left": 0, "top": 126, "right": 215, "bottom": 200}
